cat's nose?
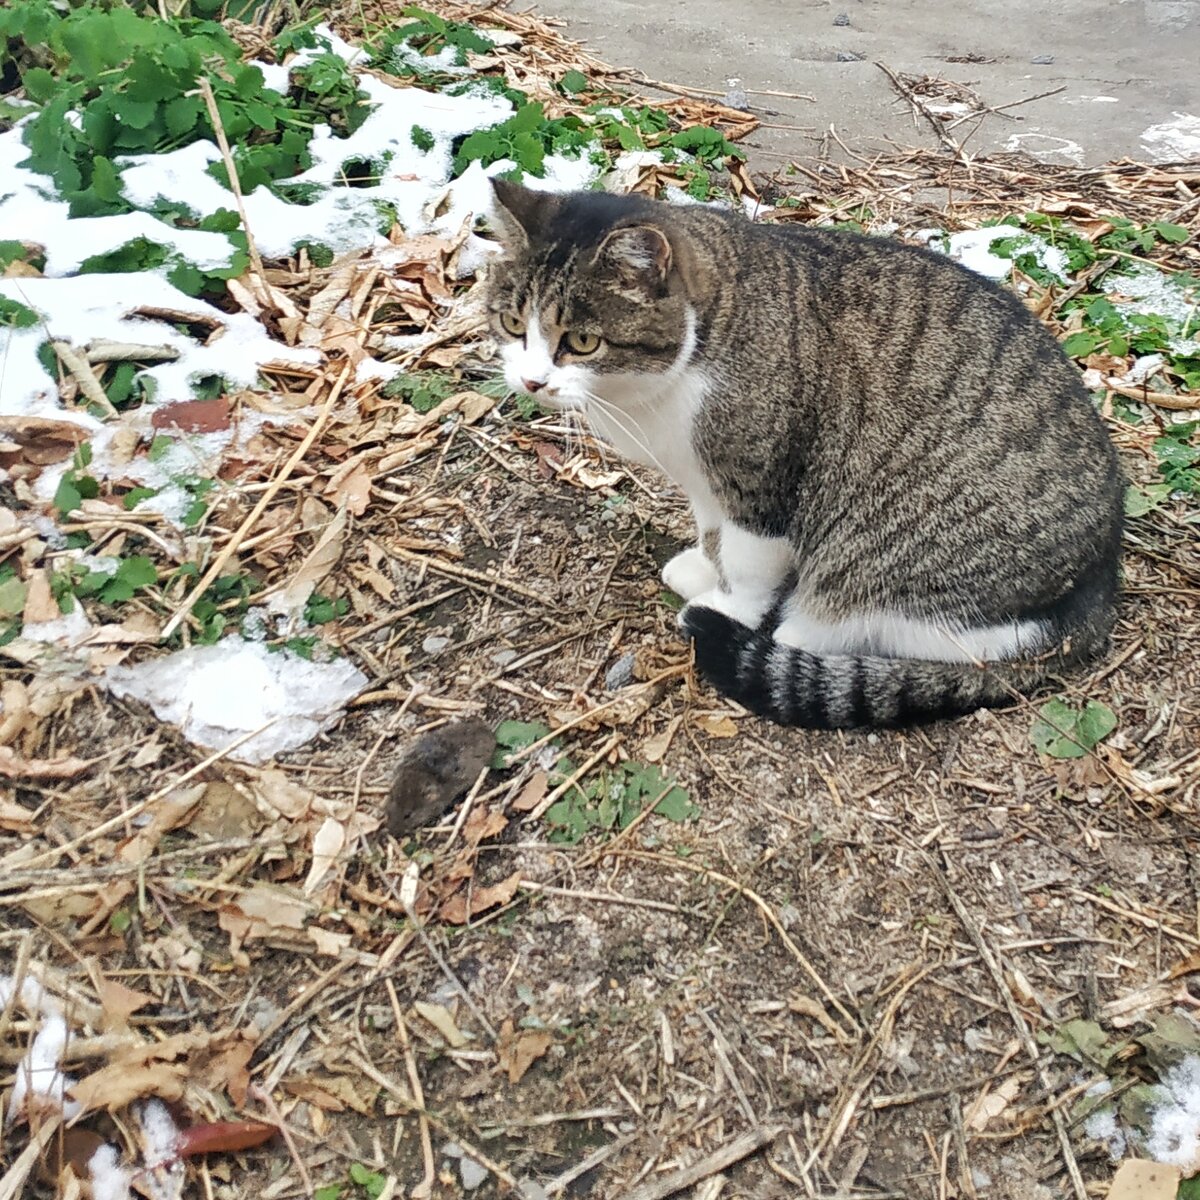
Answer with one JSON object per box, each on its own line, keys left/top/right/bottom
{"left": 522, "top": 377, "right": 546, "bottom": 393}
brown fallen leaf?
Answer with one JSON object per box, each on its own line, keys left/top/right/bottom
{"left": 497, "top": 1019, "right": 552, "bottom": 1084}
{"left": 439, "top": 870, "right": 521, "bottom": 925}
{"left": 196, "top": 1037, "right": 255, "bottom": 1107}
{"left": 964, "top": 1075, "right": 1020, "bottom": 1132}
{"left": 0, "top": 746, "right": 91, "bottom": 780}
{"left": 511, "top": 771, "right": 548, "bottom": 813}
{"left": 0, "top": 415, "right": 89, "bottom": 467}
{"left": 694, "top": 713, "right": 738, "bottom": 738}
{"left": 326, "top": 459, "right": 372, "bottom": 517}
{"left": 97, "top": 977, "right": 155, "bottom": 1031}
{"left": 21, "top": 569, "right": 59, "bottom": 625}
{"left": 177, "top": 1120, "right": 276, "bottom": 1158}
{"left": 70, "top": 1062, "right": 187, "bottom": 1113}
{"left": 1105, "top": 1159, "right": 1181, "bottom": 1200}
{"left": 150, "top": 397, "right": 231, "bottom": 434}
{"left": 413, "top": 1001, "right": 467, "bottom": 1048}
{"left": 117, "top": 784, "right": 205, "bottom": 864}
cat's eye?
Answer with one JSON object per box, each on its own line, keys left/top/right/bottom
{"left": 500, "top": 312, "right": 526, "bottom": 337}
{"left": 564, "top": 330, "right": 602, "bottom": 356}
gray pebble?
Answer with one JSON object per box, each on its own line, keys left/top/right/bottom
{"left": 421, "top": 634, "right": 450, "bottom": 654}
{"left": 1031, "top": 54, "right": 1055, "bottom": 64}
{"left": 491, "top": 648, "right": 518, "bottom": 666}
{"left": 605, "top": 651, "right": 637, "bottom": 691}
{"left": 723, "top": 87, "right": 750, "bottom": 110}
{"left": 833, "top": 11, "right": 850, "bottom": 24}
{"left": 836, "top": 50, "right": 864, "bottom": 61}
{"left": 460, "top": 1157, "right": 489, "bottom": 1190}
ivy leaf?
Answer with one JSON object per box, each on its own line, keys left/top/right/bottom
{"left": 1152, "top": 220, "right": 1189, "bottom": 244}
{"left": 560, "top": 69, "right": 588, "bottom": 94}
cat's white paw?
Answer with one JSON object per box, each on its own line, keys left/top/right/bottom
{"left": 662, "top": 547, "right": 719, "bottom": 601}
{"left": 681, "top": 587, "right": 772, "bottom": 630}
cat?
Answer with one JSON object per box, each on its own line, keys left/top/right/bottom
{"left": 483, "top": 178, "right": 1123, "bottom": 729}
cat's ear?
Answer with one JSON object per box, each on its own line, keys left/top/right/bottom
{"left": 489, "top": 177, "right": 547, "bottom": 250}
{"left": 593, "top": 225, "right": 672, "bottom": 290}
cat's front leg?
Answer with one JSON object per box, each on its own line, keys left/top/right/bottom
{"left": 681, "top": 524, "right": 793, "bottom": 630}
{"left": 661, "top": 493, "right": 722, "bottom": 601}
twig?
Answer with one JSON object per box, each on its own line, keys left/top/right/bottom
{"left": 874, "top": 62, "right": 964, "bottom": 158}
{"left": 248, "top": 1084, "right": 311, "bottom": 1196}
{"left": 161, "top": 361, "right": 351, "bottom": 639}
{"left": 529, "top": 732, "right": 621, "bottom": 820}
{"left": 928, "top": 850, "right": 1087, "bottom": 1200}
{"left": 946, "top": 84, "right": 1067, "bottom": 130}
{"left": 52, "top": 341, "right": 118, "bottom": 417}
{"left": 622, "top": 1125, "right": 786, "bottom": 1200}
{"left": 196, "top": 76, "right": 266, "bottom": 282}
{"left": 388, "top": 981, "right": 435, "bottom": 1200}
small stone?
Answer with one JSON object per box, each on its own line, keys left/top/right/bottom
{"left": 517, "top": 1181, "right": 550, "bottom": 1200}
{"left": 460, "top": 1156, "right": 489, "bottom": 1190}
{"left": 1031, "top": 54, "right": 1055, "bottom": 64}
{"left": 833, "top": 11, "right": 850, "bottom": 24}
{"left": 723, "top": 78, "right": 750, "bottom": 109}
{"left": 605, "top": 652, "right": 637, "bottom": 691}
{"left": 422, "top": 634, "right": 450, "bottom": 654}
{"left": 491, "top": 648, "right": 517, "bottom": 666}
{"left": 836, "top": 50, "right": 864, "bottom": 61}
{"left": 573, "top": 523, "right": 592, "bottom": 537}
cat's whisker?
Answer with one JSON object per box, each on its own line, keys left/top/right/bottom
{"left": 584, "top": 392, "right": 672, "bottom": 481}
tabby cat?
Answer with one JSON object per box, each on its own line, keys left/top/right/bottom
{"left": 484, "top": 179, "right": 1123, "bottom": 728}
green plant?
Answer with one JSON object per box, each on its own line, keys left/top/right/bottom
{"left": 0, "top": 296, "right": 38, "bottom": 328}
{"left": 170, "top": 566, "right": 258, "bottom": 643}
{"left": 492, "top": 719, "right": 552, "bottom": 768}
{"left": 1155, "top": 420, "right": 1200, "bottom": 496}
{"left": 53, "top": 443, "right": 100, "bottom": 515}
{"left": 1030, "top": 698, "right": 1117, "bottom": 759}
{"left": 371, "top": 5, "right": 493, "bottom": 77}
{"left": 381, "top": 371, "right": 459, "bottom": 413}
{"left": 545, "top": 761, "right": 697, "bottom": 845}
{"left": 304, "top": 592, "right": 349, "bottom": 624}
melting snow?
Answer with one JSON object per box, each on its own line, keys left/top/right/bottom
{"left": 104, "top": 637, "right": 369, "bottom": 764}
{"left": 1141, "top": 112, "right": 1200, "bottom": 162}
{"left": 916, "top": 225, "right": 1069, "bottom": 282}
{"left": 1146, "top": 1055, "right": 1200, "bottom": 1173}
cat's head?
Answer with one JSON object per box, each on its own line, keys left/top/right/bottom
{"left": 484, "top": 179, "right": 694, "bottom": 409}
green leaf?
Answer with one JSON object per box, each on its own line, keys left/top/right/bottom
{"left": 22, "top": 67, "right": 57, "bottom": 104}
{"left": 0, "top": 297, "right": 39, "bottom": 329}
{"left": 53, "top": 476, "right": 83, "bottom": 516}
{"left": 123, "top": 486, "right": 159, "bottom": 511}
{"left": 1030, "top": 698, "right": 1117, "bottom": 759}
{"left": 1044, "top": 1017, "right": 1122, "bottom": 1069}
{"left": 1178, "top": 1177, "right": 1200, "bottom": 1200}
{"left": 1060, "top": 331, "right": 1100, "bottom": 358}
{"left": 165, "top": 95, "right": 202, "bottom": 138}
{"left": 1124, "top": 482, "right": 1172, "bottom": 516}
{"left": 0, "top": 576, "right": 27, "bottom": 619}
{"left": 90, "top": 156, "right": 123, "bottom": 204}
{"left": 492, "top": 719, "right": 547, "bottom": 767}
{"left": 1152, "top": 220, "right": 1189, "bottom": 244}
{"left": 314, "top": 1188, "right": 342, "bottom": 1200}
{"left": 1136, "top": 1012, "right": 1200, "bottom": 1074}
{"left": 560, "top": 69, "right": 588, "bottom": 94}
{"left": 654, "top": 786, "right": 698, "bottom": 822}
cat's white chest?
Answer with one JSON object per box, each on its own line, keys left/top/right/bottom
{"left": 588, "top": 369, "right": 714, "bottom": 511}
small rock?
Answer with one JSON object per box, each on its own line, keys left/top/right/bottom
{"left": 836, "top": 50, "right": 864, "bottom": 61}
{"left": 833, "top": 11, "right": 850, "bottom": 24}
{"left": 723, "top": 77, "right": 749, "bottom": 109}
{"left": 460, "top": 1156, "right": 489, "bottom": 1190}
{"left": 491, "top": 648, "right": 517, "bottom": 666}
{"left": 1031, "top": 54, "right": 1055, "bottom": 64}
{"left": 422, "top": 634, "right": 450, "bottom": 655}
{"left": 573, "top": 523, "right": 592, "bottom": 537}
{"left": 605, "top": 652, "right": 637, "bottom": 691}
{"left": 518, "top": 1181, "right": 550, "bottom": 1200}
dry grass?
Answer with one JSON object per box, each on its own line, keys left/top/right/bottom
{"left": 2, "top": 2, "right": 1199, "bottom": 1198}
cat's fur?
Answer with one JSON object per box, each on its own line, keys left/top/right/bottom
{"left": 484, "top": 178, "right": 1123, "bottom": 728}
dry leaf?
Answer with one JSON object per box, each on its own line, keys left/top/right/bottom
{"left": 0, "top": 415, "right": 89, "bottom": 466}
{"left": 219, "top": 884, "right": 311, "bottom": 944}
{"left": 267, "top": 506, "right": 347, "bottom": 617}
{"left": 0, "top": 793, "right": 35, "bottom": 833}
{"left": 964, "top": 1075, "right": 1020, "bottom": 1131}
{"left": 0, "top": 746, "right": 92, "bottom": 780}
{"left": 97, "top": 978, "right": 155, "bottom": 1031}
{"left": 196, "top": 1037, "right": 255, "bottom": 1106}
{"left": 497, "top": 1019, "right": 552, "bottom": 1084}
{"left": 303, "top": 816, "right": 346, "bottom": 894}
{"left": 326, "top": 460, "right": 372, "bottom": 516}
{"left": 1105, "top": 1160, "right": 1181, "bottom": 1200}
{"left": 642, "top": 714, "right": 683, "bottom": 764}
{"left": 117, "top": 784, "right": 205, "bottom": 863}
{"left": 511, "top": 771, "right": 548, "bottom": 813}
{"left": 22, "top": 890, "right": 100, "bottom": 926}
{"left": 309, "top": 926, "right": 352, "bottom": 956}
{"left": 21, "top": 569, "right": 58, "bottom": 625}
{"left": 177, "top": 1121, "right": 276, "bottom": 1158}
{"left": 188, "top": 781, "right": 265, "bottom": 841}
{"left": 70, "top": 1062, "right": 187, "bottom": 1113}
{"left": 439, "top": 870, "right": 521, "bottom": 924}
{"left": 251, "top": 769, "right": 314, "bottom": 818}
{"left": 151, "top": 397, "right": 231, "bottom": 434}
{"left": 695, "top": 713, "right": 738, "bottom": 738}
{"left": 413, "top": 1001, "right": 467, "bottom": 1048}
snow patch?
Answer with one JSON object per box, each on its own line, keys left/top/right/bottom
{"left": 104, "top": 637, "right": 368, "bottom": 763}
{"left": 1141, "top": 112, "right": 1200, "bottom": 162}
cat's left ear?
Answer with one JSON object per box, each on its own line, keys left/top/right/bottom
{"left": 594, "top": 225, "right": 672, "bottom": 289}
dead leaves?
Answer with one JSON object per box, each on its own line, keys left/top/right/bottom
{"left": 438, "top": 869, "right": 521, "bottom": 925}
{"left": 0, "top": 745, "right": 91, "bottom": 780}
{"left": 496, "top": 1019, "right": 552, "bottom": 1084}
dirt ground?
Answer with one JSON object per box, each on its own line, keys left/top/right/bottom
{"left": 2, "top": 4, "right": 1200, "bottom": 1199}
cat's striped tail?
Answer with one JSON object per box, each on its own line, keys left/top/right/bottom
{"left": 681, "top": 606, "right": 1055, "bottom": 729}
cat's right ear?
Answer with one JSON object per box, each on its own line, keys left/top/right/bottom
{"left": 489, "top": 178, "right": 544, "bottom": 251}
